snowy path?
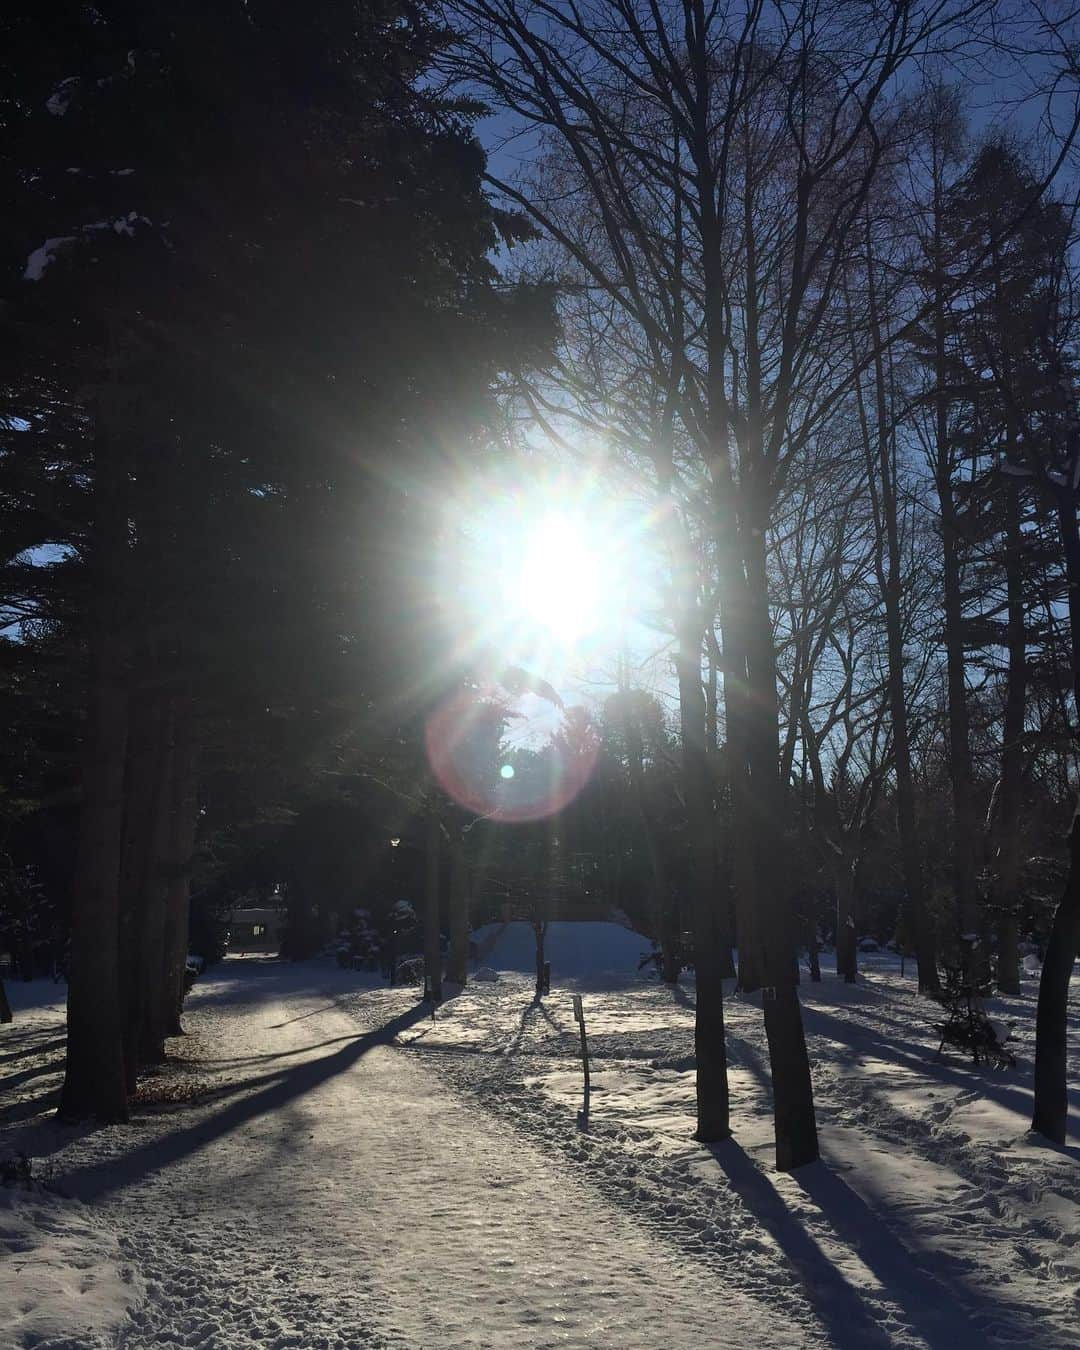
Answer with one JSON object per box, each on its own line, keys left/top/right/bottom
{"left": 30, "top": 963, "right": 815, "bottom": 1349}
{"left": 6, "top": 954, "right": 1078, "bottom": 1349}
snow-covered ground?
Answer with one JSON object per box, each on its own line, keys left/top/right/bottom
{"left": 1, "top": 938, "right": 1078, "bottom": 1348}
{"left": 1, "top": 979, "right": 147, "bottom": 1350}
{"left": 471, "top": 920, "right": 648, "bottom": 978}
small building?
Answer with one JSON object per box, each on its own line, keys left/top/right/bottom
{"left": 227, "top": 907, "right": 285, "bottom": 953}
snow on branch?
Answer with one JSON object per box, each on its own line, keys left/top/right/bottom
{"left": 23, "top": 214, "right": 154, "bottom": 282}
{"left": 45, "top": 77, "right": 79, "bottom": 116}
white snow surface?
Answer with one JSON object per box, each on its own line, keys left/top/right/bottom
{"left": 471, "top": 920, "right": 649, "bottom": 977}
{"left": 0, "top": 1187, "right": 143, "bottom": 1350}
{"left": 2, "top": 947, "right": 1079, "bottom": 1348}
{"left": 0, "top": 982, "right": 143, "bottom": 1349}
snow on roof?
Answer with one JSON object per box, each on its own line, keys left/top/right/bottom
{"left": 229, "top": 907, "right": 284, "bottom": 924}
{"left": 23, "top": 237, "right": 78, "bottom": 281}
{"left": 23, "top": 215, "right": 153, "bottom": 281}
{"left": 45, "top": 77, "right": 79, "bottom": 116}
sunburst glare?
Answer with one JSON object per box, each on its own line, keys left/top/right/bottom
{"left": 446, "top": 473, "right": 651, "bottom": 677}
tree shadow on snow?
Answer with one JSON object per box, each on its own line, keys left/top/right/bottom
{"left": 669, "top": 982, "right": 695, "bottom": 1013}
{"left": 50, "top": 1001, "right": 431, "bottom": 1203}
{"left": 793, "top": 1159, "right": 1056, "bottom": 1345}
{"left": 705, "top": 1139, "right": 893, "bottom": 1348}
{"left": 0, "top": 1031, "right": 66, "bottom": 1068}
{"left": 803, "top": 1003, "right": 1080, "bottom": 1131}
{"left": 708, "top": 1140, "right": 1051, "bottom": 1348}
{"left": 502, "top": 995, "right": 565, "bottom": 1058}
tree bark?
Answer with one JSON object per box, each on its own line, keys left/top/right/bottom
{"left": 675, "top": 614, "right": 730, "bottom": 1142}
{"left": 807, "top": 924, "right": 821, "bottom": 983}
{"left": 931, "top": 211, "right": 980, "bottom": 958}
{"left": 1032, "top": 816, "right": 1080, "bottom": 1143}
{"left": 60, "top": 418, "right": 130, "bottom": 1123}
{"left": 161, "top": 698, "right": 199, "bottom": 1036}
{"left": 862, "top": 245, "right": 940, "bottom": 994}
{"left": 722, "top": 562, "right": 761, "bottom": 992}
{"left": 0, "top": 977, "right": 11, "bottom": 1024}
{"left": 941, "top": 481, "right": 980, "bottom": 947}
{"left": 446, "top": 832, "right": 469, "bottom": 985}
{"left": 993, "top": 478, "right": 1026, "bottom": 995}
{"left": 424, "top": 809, "right": 442, "bottom": 1002}
{"left": 1032, "top": 491, "right": 1080, "bottom": 1143}
{"left": 138, "top": 698, "right": 176, "bottom": 1068}
{"left": 619, "top": 691, "right": 679, "bottom": 982}
{"left": 533, "top": 918, "right": 547, "bottom": 999}
{"left": 118, "top": 690, "right": 169, "bottom": 1091}
{"left": 835, "top": 861, "right": 858, "bottom": 984}
{"left": 744, "top": 519, "right": 818, "bottom": 1170}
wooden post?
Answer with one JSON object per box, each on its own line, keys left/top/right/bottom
{"left": 573, "top": 993, "right": 590, "bottom": 1110}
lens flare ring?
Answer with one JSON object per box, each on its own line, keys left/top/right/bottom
{"left": 425, "top": 689, "right": 599, "bottom": 823}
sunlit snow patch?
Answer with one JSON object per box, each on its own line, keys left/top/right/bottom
{"left": 0, "top": 1185, "right": 144, "bottom": 1349}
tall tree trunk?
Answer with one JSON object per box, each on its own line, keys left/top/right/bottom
{"left": 138, "top": 699, "right": 176, "bottom": 1068}
{"left": 744, "top": 520, "right": 818, "bottom": 1170}
{"left": 60, "top": 419, "right": 130, "bottom": 1123}
{"left": 533, "top": 917, "right": 547, "bottom": 998}
{"left": 1032, "top": 491, "right": 1080, "bottom": 1143}
{"left": 721, "top": 563, "right": 761, "bottom": 991}
{"left": 118, "top": 689, "right": 167, "bottom": 1092}
{"left": 692, "top": 89, "right": 758, "bottom": 993}
{"left": 446, "top": 832, "right": 469, "bottom": 985}
{"left": 932, "top": 218, "right": 979, "bottom": 957}
{"left": 862, "top": 247, "right": 940, "bottom": 994}
{"left": 886, "top": 595, "right": 940, "bottom": 994}
{"left": 619, "top": 691, "right": 680, "bottom": 982}
{"left": 424, "top": 808, "right": 442, "bottom": 1002}
{"left": 835, "top": 860, "right": 858, "bottom": 984}
{"left": 161, "top": 697, "right": 199, "bottom": 1036}
{"left": 0, "top": 977, "right": 11, "bottom": 1024}
{"left": 994, "top": 479, "right": 1026, "bottom": 995}
{"left": 676, "top": 617, "right": 730, "bottom": 1142}
{"left": 941, "top": 482, "right": 980, "bottom": 948}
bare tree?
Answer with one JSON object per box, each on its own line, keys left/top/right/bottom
{"left": 446, "top": 0, "right": 1080, "bottom": 1168}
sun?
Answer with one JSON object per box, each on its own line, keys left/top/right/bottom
{"left": 429, "top": 474, "right": 655, "bottom": 819}
{"left": 507, "top": 511, "right": 608, "bottom": 646}
{"left": 440, "top": 471, "right": 658, "bottom": 682}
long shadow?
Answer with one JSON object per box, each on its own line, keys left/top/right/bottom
{"left": 1, "top": 1058, "right": 64, "bottom": 1094}
{"left": 267, "top": 1001, "right": 353, "bottom": 1029}
{"left": 722, "top": 1032, "right": 771, "bottom": 1091}
{"left": 0, "top": 1034, "right": 66, "bottom": 1067}
{"left": 529, "top": 997, "right": 564, "bottom": 1038}
{"left": 706, "top": 1140, "right": 892, "bottom": 1348}
{"left": 1, "top": 1085, "right": 64, "bottom": 1125}
{"left": 795, "top": 1161, "right": 1053, "bottom": 1345}
{"left": 504, "top": 998, "right": 545, "bottom": 1057}
{"left": 51, "top": 1001, "right": 429, "bottom": 1203}
{"left": 183, "top": 1033, "right": 362, "bottom": 1069}
{"left": 803, "top": 1003, "right": 1053, "bottom": 1122}
{"left": 2, "top": 1034, "right": 372, "bottom": 1141}
{"left": 670, "top": 982, "right": 695, "bottom": 1012}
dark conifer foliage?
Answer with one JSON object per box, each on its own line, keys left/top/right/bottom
{"left": 0, "top": 0, "right": 549, "bottom": 1118}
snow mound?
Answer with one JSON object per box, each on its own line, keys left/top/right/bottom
{"left": 0, "top": 1185, "right": 144, "bottom": 1350}
{"left": 470, "top": 921, "right": 648, "bottom": 979}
